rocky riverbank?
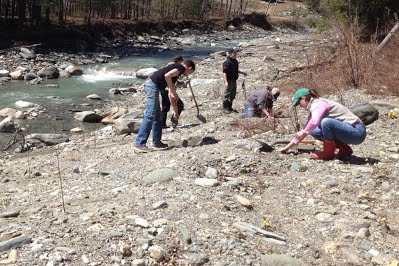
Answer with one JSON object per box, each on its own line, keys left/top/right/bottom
{"left": 1, "top": 25, "right": 399, "bottom": 266}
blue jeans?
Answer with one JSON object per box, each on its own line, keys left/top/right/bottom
{"left": 243, "top": 103, "right": 255, "bottom": 118}
{"left": 135, "top": 80, "right": 162, "bottom": 146}
{"left": 311, "top": 118, "right": 366, "bottom": 144}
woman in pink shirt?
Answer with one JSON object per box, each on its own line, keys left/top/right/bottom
{"left": 278, "top": 88, "right": 366, "bottom": 160}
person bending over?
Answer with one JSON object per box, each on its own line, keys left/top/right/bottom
{"left": 134, "top": 59, "right": 195, "bottom": 152}
{"left": 243, "top": 87, "right": 280, "bottom": 118}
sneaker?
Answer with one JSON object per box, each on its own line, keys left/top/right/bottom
{"left": 153, "top": 141, "right": 169, "bottom": 149}
{"left": 133, "top": 145, "right": 151, "bottom": 153}
{"left": 223, "top": 109, "right": 232, "bottom": 114}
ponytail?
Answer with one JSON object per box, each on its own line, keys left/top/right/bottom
{"left": 309, "top": 89, "right": 320, "bottom": 98}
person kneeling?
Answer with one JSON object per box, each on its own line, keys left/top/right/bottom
{"left": 278, "top": 88, "right": 366, "bottom": 160}
{"left": 243, "top": 87, "right": 280, "bottom": 118}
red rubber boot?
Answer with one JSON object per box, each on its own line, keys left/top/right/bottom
{"left": 335, "top": 141, "right": 353, "bottom": 159}
{"left": 309, "top": 140, "right": 335, "bottom": 160}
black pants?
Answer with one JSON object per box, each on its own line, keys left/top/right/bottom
{"left": 161, "top": 89, "right": 184, "bottom": 128}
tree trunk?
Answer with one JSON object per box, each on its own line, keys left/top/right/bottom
{"left": 58, "top": 0, "right": 64, "bottom": 22}
{"left": 31, "top": 0, "right": 41, "bottom": 25}
{"left": 227, "top": 0, "right": 233, "bottom": 17}
{"left": 17, "top": 0, "right": 26, "bottom": 26}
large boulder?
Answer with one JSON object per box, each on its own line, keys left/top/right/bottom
{"left": 19, "top": 47, "right": 36, "bottom": 59}
{"left": 15, "top": 100, "right": 38, "bottom": 108}
{"left": 10, "top": 70, "right": 24, "bottom": 80}
{"left": 0, "top": 117, "right": 18, "bottom": 133}
{"left": 0, "top": 70, "right": 10, "bottom": 77}
{"left": 37, "top": 66, "right": 60, "bottom": 79}
{"left": 26, "top": 134, "right": 69, "bottom": 147}
{"left": 0, "top": 108, "right": 17, "bottom": 118}
{"left": 100, "top": 107, "right": 128, "bottom": 124}
{"left": 74, "top": 111, "right": 103, "bottom": 123}
{"left": 65, "top": 65, "right": 83, "bottom": 76}
{"left": 350, "top": 103, "right": 379, "bottom": 125}
{"left": 135, "top": 68, "right": 157, "bottom": 79}
{"left": 113, "top": 111, "right": 143, "bottom": 134}
{"left": 24, "top": 73, "right": 38, "bottom": 81}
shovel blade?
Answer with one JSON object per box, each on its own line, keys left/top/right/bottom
{"left": 196, "top": 114, "right": 207, "bottom": 123}
{"left": 255, "top": 139, "right": 275, "bottom": 152}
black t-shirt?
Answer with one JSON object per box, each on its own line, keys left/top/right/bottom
{"left": 223, "top": 57, "right": 239, "bottom": 81}
{"left": 150, "top": 63, "right": 185, "bottom": 91}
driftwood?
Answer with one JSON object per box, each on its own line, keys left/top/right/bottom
{"left": 0, "top": 43, "right": 41, "bottom": 54}
{"left": 374, "top": 22, "right": 399, "bottom": 55}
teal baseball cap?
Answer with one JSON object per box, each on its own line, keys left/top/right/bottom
{"left": 292, "top": 87, "right": 310, "bottom": 106}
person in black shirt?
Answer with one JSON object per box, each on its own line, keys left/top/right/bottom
{"left": 161, "top": 55, "right": 185, "bottom": 128}
{"left": 222, "top": 48, "right": 247, "bottom": 114}
{"left": 134, "top": 60, "right": 196, "bottom": 152}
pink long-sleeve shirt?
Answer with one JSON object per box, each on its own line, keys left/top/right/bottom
{"left": 291, "top": 98, "right": 359, "bottom": 145}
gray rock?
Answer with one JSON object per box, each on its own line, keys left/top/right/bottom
{"left": 148, "top": 245, "right": 165, "bottom": 262}
{"left": 261, "top": 254, "right": 303, "bottom": 266}
{"left": 177, "top": 225, "right": 192, "bottom": 244}
{"left": 0, "top": 235, "right": 31, "bottom": 252}
{"left": 0, "top": 117, "right": 17, "bottom": 133}
{"left": 136, "top": 68, "right": 157, "bottom": 79}
{"left": 194, "top": 178, "right": 220, "bottom": 187}
{"left": 232, "top": 222, "right": 286, "bottom": 245}
{"left": 26, "top": 134, "right": 69, "bottom": 146}
{"left": 20, "top": 47, "right": 36, "bottom": 59}
{"left": 350, "top": 103, "right": 379, "bottom": 125}
{"left": 186, "top": 253, "right": 210, "bottom": 266}
{"left": 0, "top": 211, "right": 20, "bottom": 218}
{"left": 74, "top": 111, "right": 103, "bottom": 123}
{"left": 24, "top": 73, "right": 38, "bottom": 81}
{"left": 37, "top": 66, "right": 60, "bottom": 79}
{"left": 152, "top": 200, "right": 167, "bottom": 210}
{"left": 143, "top": 168, "right": 178, "bottom": 185}
{"left": 131, "top": 259, "right": 145, "bottom": 266}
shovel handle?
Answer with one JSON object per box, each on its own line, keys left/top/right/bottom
{"left": 188, "top": 83, "right": 200, "bottom": 115}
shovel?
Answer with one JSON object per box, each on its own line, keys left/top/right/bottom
{"left": 255, "top": 139, "right": 318, "bottom": 152}
{"left": 188, "top": 82, "right": 207, "bottom": 123}
{"left": 242, "top": 76, "right": 247, "bottom": 98}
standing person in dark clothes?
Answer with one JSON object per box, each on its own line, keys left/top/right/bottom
{"left": 243, "top": 87, "right": 280, "bottom": 118}
{"left": 222, "top": 48, "right": 247, "bottom": 114}
{"left": 161, "top": 55, "right": 185, "bottom": 128}
{"left": 134, "top": 60, "right": 196, "bottom": 153}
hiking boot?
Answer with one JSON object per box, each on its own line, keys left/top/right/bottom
{"left": 153, "top": 141, "right": 169, "bottom": 149}
{"left": 133, "top": 145, "right": 151, "bottom": 153}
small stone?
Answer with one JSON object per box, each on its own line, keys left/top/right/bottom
{"left": 315, "top": 212, "right": 332, "bottom": 222}
{"left": 355, "top": 228, "right": 370, "bottom": 240}
{"left": 324, "top": 242, "right": 340, "bottom": 253}
{"left": 135, "top": 217, "right": 150, "bottom": 228}
{"left": 233, "top": 195, "right": 253, "bottom": 209}
{"left": 152, "top": 200, "right": 167, "bottom": 210}
{"left": 177, "top": 226, "right": 192, "bottom": 244}
{"left": 194, "top": 178, "right": 219, "bottom": 187}
{"left": 148, "top": 246, "right": 166, "bottom": 262}
{"left": 368, "top": 248, "right": 380, "bottom": 256}
{"left": 205, "top": 167, "right": 218, "bottom": 178}
{"left": 131, "top": 259, "right": 145, "bottom": 266}
{"left": 82, "top": 255, "right": 90, "bottom": 264}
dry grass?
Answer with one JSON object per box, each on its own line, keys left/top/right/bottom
{"left": 230, "top": 117, "right": 278, "bottom": 138}
{"left": 279, "top": 22, "right": 399, "bottom": 98}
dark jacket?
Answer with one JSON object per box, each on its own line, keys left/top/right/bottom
{"left": 222, "top": 57, "right": 239, "bottom": 81}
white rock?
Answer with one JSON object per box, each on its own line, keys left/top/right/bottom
{"left": 194, "top": 178, "right": 220, "bottom": 187}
